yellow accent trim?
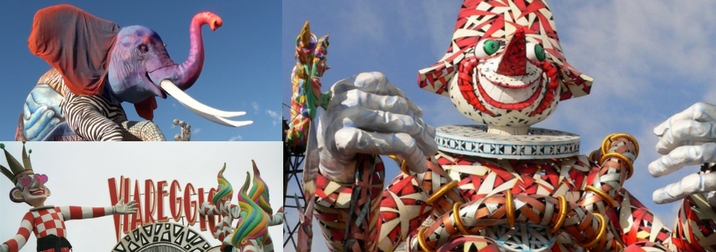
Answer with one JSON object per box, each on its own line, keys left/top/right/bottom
{"left": 427, "top": 181, "right": 458, "bottom": 205}
{"left": 577, "top": 213, "right": 607, "bottom": 248}
{"left": 601, "top": 133, "right": 639, "bottom": 159}
{"left": 505, "top": 190, "right": 515, "bottom": 228}
{"left": 599, "top": 152, "right": 634, "bottom": 179}
{"left": 585, "top": 185, "right": 617, "bottom": 208}
{"left": 452, "top": 202, "right": 470, "bottom": 235}
{"left": 549, "top": 195, "right": 568, "bottom": 233}
{"left": 417, "top": 227, "right": 435, "bottom": 252}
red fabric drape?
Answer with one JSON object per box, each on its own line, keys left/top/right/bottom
{"left": 28, "top": 4, "right": 119, "bottom": 96}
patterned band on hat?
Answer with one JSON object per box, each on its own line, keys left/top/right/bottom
{"left": 12, "top": 169, "right": 35, "bottom": 184}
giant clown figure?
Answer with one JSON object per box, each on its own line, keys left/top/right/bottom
{"left": 298, "top": 0, "right": 716, "bottom": 251}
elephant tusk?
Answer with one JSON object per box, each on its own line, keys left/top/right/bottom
{"left": 160, "top": 80, "right": 253, "bottom": 128}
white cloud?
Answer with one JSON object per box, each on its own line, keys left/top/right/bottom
{"left": 229, "top": 135, "right": 243, "bottom": 141}
{"left": 266, "top": 109, "right": 281, "bottom": 126}
{"left": 252, "top": 101, "right": 260, "bottom": 114}
{"left": 266, "top": 109, "right": 280, "bottom": 119}
{"left": 192, "top": 128, "right": 201, "bottom": 135}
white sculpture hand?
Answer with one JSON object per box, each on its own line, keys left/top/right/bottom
{"left": 0, "top": 243, "right": 8, "bottom": 252}
{"left": 113, "top": 197, "right": 139, "bottom": 214}
{"left": 649, "top": 102, "right": 716, "bottom": 205}
{"left": 317, "top": 72, "right": 437, "bottom": 183}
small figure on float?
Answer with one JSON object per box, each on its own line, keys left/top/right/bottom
{"left": 295, "top": 0, "right": 716, "bottom": 251}
{"left": 0, "top": 143, "right": 138, "bottom": 252}
{"left": 200, "top": 161, "right": 284, "bottom": 252}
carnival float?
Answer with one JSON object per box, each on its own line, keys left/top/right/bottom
{"left": 287, "top": 0, "right": 716, "bottom": 251}
{"left": 0, "top": 142, "right": 284, "bottom": 251}
{"left": 14, "top": 4, "right": 252, "bottom": 142}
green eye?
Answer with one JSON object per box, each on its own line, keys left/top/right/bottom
{"left": 534, "top": 44, "right": 545, "bottom": 61}
{"left": 483, "top": 40, "right": 499, "bottom": 55}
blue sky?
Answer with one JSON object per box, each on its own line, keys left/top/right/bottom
{"left": 0, "top": 1, "right": 282, "bottom": 141}
{"left": 283, "top": 0, "right": 716, "bottom": 251}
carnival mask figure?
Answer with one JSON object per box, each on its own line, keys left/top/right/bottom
{"left": 296, "top": 0, "right": 716, "bottom": 251}
{"left": 0, "top": 143, "right": 137, "bottom": 252}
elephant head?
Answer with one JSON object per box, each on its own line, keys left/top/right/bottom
{"left": 28, "top": 4, "right": 250, "bottom": 127}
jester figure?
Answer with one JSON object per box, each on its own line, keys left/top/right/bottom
{"left": 302, "top": 0, "right": 716, "bottom": 251}
{"left": 199, "top": 161, "right": 284, "bottom": 252}
{"left": 0, "top": 143, "right": 138, "bottom": 252}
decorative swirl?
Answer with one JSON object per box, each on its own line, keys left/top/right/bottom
{"left": 231, "top": 172, "right": 269, "bottom": 248}
{"left": 247, "top": 160, "right": 273, "bottom": 214}
{"left": 212, "top": 163, "right": 233, "bottom": 206}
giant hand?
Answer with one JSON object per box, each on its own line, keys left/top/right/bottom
{"left": 22, "top": 85, "right": 63, "bottom": 141}
{"left": 316, "top": 72, "right": 437, "bottom": 183}
{"left": 113, "top": 198, "right": 139, "bottom": 214}
{"left": 649, "top": 102, "right": 716, "bottom": 205}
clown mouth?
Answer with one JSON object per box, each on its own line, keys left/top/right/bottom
{"left": 476, "top": 70, "right": 544, "bottom": 110}
{"left": 29, "top": 188, "right": 45, "bottom": 196}
{"left": 482, "top": 71, "right": 541, "bottom": 89}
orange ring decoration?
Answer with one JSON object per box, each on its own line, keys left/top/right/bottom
{"left": 452, "top": 202, "right": 470, "bottom": 235}
{"left": 417, "top": 227, "right": 435, "bottom": 252}
{"left": 505, "top": 190, "right": 515, "bottom": 228}
{"left": 548, "top": 195, "right": 568, "bottom": 233}
{"left": 427, "top": 181, "right": 459, "bottom": 205}
{"left": 585, "top": 185, "right": 617, "bottom": 208}
{"left": 599, "top": 152, "right": 634, "bottom": 179}
{"left": 576, "top": 213, "right": 607, "bottom": 248}
{"left": 600, "top": 133, "right": 639, "bottom": 159}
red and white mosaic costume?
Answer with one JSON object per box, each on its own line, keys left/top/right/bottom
{"left": 297, "top": 0, "right": 716, "bottom": 251}
{"left": 5, "top": 205, "right": 114, "bottom": 252}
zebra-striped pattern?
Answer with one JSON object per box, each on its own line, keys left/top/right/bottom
{"left": 35, "top": 68, "right": 166, "bottom": 141}
{"left": 60, "top": 83, "right": 128, "bottom": 141}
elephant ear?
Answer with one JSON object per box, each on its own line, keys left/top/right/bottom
{"left": 28, "top": 4, "right": 120, "bottom": 96}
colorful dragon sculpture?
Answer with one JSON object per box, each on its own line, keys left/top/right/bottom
{"left": 199, "top": 161, "right": 284, "bottom": 252}
{"left": 294, "top": 0, "right": 716, "bottom": 251}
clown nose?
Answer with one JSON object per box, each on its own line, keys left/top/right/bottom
{"left": 496, "top": 28, "right": 527, "bottom": 76}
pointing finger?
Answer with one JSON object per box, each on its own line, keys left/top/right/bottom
{"left": 652, "top": 172, "right": 716, "bottom": 204}
{"left": 655, "top": 120, "right": 716, "bottom": 154}
{"left": 649, "top": 143, "right": 716, "bottom": 177}
{"left": 654, "top": 102, "right": 716, "bottom": 137}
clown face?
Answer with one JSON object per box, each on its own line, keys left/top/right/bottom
{"left": 447, "top": 28, "right": 560, "bottom": 130}
{"left": 418, "top": 0, "right": 593, "bottom": 134}
{"left": 11, "top": 173, "right": 51, "bottom": 207}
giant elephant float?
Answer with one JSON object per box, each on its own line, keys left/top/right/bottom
{"left": 15, "top": 4, "right": 251, "bottom": 142}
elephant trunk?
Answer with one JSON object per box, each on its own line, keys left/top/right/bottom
{"left": 172, "top": 12, "right": 223, "bottom": 91}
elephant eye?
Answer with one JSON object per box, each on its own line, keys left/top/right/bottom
{"left": 138, "top": 44, "right": 149, "bottom": 53}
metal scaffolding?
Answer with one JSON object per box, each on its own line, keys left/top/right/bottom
{"left": 283, "top": 118, "right": 307, "bottom": 251}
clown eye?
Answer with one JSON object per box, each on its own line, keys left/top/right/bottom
{"left": 474, "top": 39, "right": 502, "bottom": 58}
{"left": 527, "top": 43, "right": 546, "bottom": 61}
{"left": 483, "top": 40, "right": 500, "bottom": 55}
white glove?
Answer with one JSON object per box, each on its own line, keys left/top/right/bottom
{"left": 317, "top": 72, "right": 437, "bottom": 183}
{"left": 649, "top": 102, "right": 716, "bottom": 205}
{"left": 113, "top": 197, "right": 139, "bottom": 214}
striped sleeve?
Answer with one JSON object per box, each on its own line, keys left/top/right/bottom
{"left": 58, "top": 205, "right": 113, "bottom": 220}
{"left": 3, "top": 212, "right": 34, "bottom": 252}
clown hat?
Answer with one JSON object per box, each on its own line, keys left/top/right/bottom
{"left": 418, "top": 0, "right": 593, "bottom": 101}
{"left": 0, "top": 142, "right": 35, "bottom": 185}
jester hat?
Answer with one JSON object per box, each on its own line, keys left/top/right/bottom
{"left": 418, "top": 0, "right": 593, "bottom": 101}
{"left": 28, "top": 4, "right": 157, "bottom": 120}
{"left": 0, "top": 143, "right": 35, "bottom": 185}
